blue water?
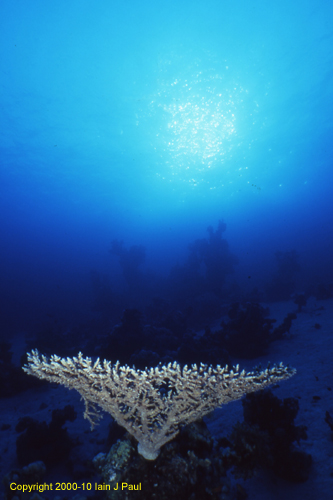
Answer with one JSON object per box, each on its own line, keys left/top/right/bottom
{"left": 1, "top": 1, "right": 333, "bottom": 496}
{"left": 1, "top": 0, "right": 332, "bottom": 326}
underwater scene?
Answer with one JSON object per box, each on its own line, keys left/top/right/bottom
{"left": 1, "top": 0, "right": 333, "bottom": 498}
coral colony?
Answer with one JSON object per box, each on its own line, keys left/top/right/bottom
{"left": 23, "top": 350, "right": 295, "bottom": 460}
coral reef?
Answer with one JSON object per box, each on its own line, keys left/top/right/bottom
{"left": 222, "top": 389, "right": 312, "bottom": 482}
{"left": 216, "top": 302, "right": 275, "bottom": 358}
{"left": 93, "top": 421, "right": 232, "bottom": 500}
{"left": 212, "top": 303, "right": 297, "bottom": 358}
{"left": 15, "top": 405, "right": 76, "bottom": 466}
{"left": 23, "top": 350, "right": 295, "bottom": 461}
{"left": 168, "top": 221, "right": 238, "bottom": 307}
{"left": 3, "top": 461, "right": 46, "bottom": 500}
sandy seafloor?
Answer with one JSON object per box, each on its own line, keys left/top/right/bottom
{"left": 1, "top": 297, "right": 333, "bottom": 499}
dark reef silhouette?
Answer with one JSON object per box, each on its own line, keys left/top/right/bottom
{"left": 266, "top": 250, "right": 301, "bottom": 302}
{"left": 1, "top": 218, "right": 326, "bottom": 499}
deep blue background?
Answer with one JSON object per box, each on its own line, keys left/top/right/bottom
{"left": 1, "top": 0, "right": 332, "bottom": 332}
